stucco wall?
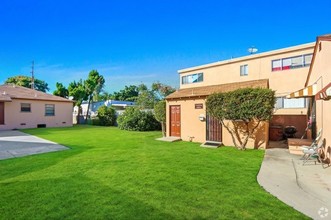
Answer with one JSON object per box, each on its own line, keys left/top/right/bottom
{"left": 306, "top": 40, "right": 331, "bottom": 149}
{"left": 0, "top": 99, "right": 73, "bottom": 130}
{"left": 221, "top": 120, "right": 268, "bottom": 149}
{"left": 166, "top": 98, "right": 268, "bottom": 149}
{"left": 166, "top": 98, "right": 207, "bottom": 143}
{"left": 179, "top": 43, "right": 314, "bottom": 96}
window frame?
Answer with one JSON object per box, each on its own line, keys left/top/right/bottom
{"left": 20, "top": 103, "right": 31, "bottom": 112}
{"left": 240, "top": 64, "right": 248, "bottom": 76}
{"left": 272, "top": 53, "right": 313, "bottom": 72}
{"left": 275, "top": 97, "right": 306, "bottom": 109}
{"left": 181, "top": 73, "right": 204, "bottom": 85}
{"left": 45, "top": 104, "right": 55, "bottom": 116}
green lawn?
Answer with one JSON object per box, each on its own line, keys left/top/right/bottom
{"left": 0, "top": 126, "right": 307, "bottom": 219}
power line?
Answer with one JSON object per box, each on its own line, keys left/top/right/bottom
{"left": 31, "top": 61, "right": 34, "bottom": 90}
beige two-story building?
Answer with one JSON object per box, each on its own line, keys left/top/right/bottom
{"left": 166, "top": 40, "right": 316, "bottom": 148}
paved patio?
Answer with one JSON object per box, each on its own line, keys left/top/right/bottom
{"left": 0, "top": 130, "right": 68, "bottom": 160}
{"left": 258, "top": 148, "right": 331, "bottom": 219}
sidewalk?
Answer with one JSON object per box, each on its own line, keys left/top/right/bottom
{"left": 257, "top": 148, "right": 331, "bottom": 219}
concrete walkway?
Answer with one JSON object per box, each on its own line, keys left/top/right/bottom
{"left": 0, "top": 130, "right": 68, "bottom": 160}
{"left": 258, "top": 148, "right": 331, "bottom": 219}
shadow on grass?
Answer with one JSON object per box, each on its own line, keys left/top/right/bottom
{"left": 0, "top": 174, "right": 175, "bottom": 219}
{"left": 0, "top": 145, "right": 86, "bottom": 181}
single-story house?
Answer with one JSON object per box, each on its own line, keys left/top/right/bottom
{"left": 0, "top": 84, "right": 73, "bottom": 130}
{"left": 73, "top": 100, "right": 135, "bottom": 124}
{"left": 75, "top": 100, "right": 135, "bottom": 117}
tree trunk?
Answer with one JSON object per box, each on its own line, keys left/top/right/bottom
{"left": 161, "top": 121, "right": 166, "bottom": 137}
{"left": 222, "top": 120, "right": 261, "bottom": 150}
{"left": 77, "top": 105, "right": 82, "bottom": 124}
{"left": 221, "top": 120, "right": 241, "bottom": 149}
{"left": 240, "top": 120, "right": 262, "bottom": 150}
{"left": 85, "top": 96, "right": 92, "bottom": 124}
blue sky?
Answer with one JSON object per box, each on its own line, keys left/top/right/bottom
{"left": 0, "top": 0, "right": 330, "bottom": 93}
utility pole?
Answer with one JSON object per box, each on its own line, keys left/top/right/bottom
{"left": 31, "top": 60, "right": 35, "bottom": 90}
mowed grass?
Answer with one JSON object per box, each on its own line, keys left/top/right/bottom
{"left": 0, "top": 126, "right": 307, "bottom": 220}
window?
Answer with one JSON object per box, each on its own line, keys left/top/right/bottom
{"left": 45, "top": 104, "right": 55, "bottom": 116}
{"left": 240, "top": 65, "right": 248, "bottom": 76}
{"left": 275, "top": 97, "right": 306, "bottom": 109}
{"left": 21, "top": 103, "right": 31, "bottom": 112}
{"left": 304, "top": 54, "right": 312, "bottom": 66}
{"left": 290, "top": 56, "right": 303, "bottom": 69}
{"left": 182, "top": 73, "right": 203, "bottom": 84}
{"left": 272, "top": 60, "right": 281, "bottom": 71}
{"left": 272, "top": 53, "right": 313, "bottom": 71}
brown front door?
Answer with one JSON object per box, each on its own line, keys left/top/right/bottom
{"left": 170, "top": 105, "right": 181, "bottom": 137}
{"left": 0, "top": 102, "right": 4, "bottom": 125}
{"left": 206, "top": 115, "right": 222, "bottom": 142}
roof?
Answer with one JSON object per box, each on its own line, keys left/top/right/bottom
{"left": 179, "top": 42, "right": 315, "bottom": 74}
{"left": 166, "top": 79, "right": 269, "bottom": 100}
{"left": 305, "top": 34, "right": 331, "bottom": 87}
{"left": 0, "top": 84, "right": 73, "bottom": 102}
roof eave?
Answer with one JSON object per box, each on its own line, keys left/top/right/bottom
{"left": 305, "top": 35, "right": 331, "bottom": 87}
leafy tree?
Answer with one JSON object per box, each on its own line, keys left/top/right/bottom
{"left": 68, "top": 80, "right": 87, "bottom": 124}
{"left": 97, "top": 91, "right": 112, "bottom": 101}
{"left": 152, "top": 82, "right": 176, "bottom": 99}
{"left": 84, "top": 70, "right": 105, "bottom": 122}
{"left": 110, "top": 85, "right": 139, "bottom": 101}
{"left": 97, "top": 106, "right": 117, "bottom": 126}
{"left": 206, "top": 88, "right": 275, "bottom": 150}
{"left": 154, "top": 100, "right": 166, "bottom": 137}
{"left": 53, "top": 82, "right": 69, "bottom": 98}
{"left": 136, "top": 82, "right": 175, "bottom": 109}
{"left": 5, "top": 75, "right": 49, "bottom": 92}
{"left": 117, "top": 107, "right": 161, "bottom": 131}
{"left": 136, "top": 90, "right": 156, "bottom": 109}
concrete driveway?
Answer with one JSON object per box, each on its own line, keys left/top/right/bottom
{"left": 0, "top": 130, "right": 68, "bottom": 160}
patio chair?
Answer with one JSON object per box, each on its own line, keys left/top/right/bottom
{"left": 300, "top": 128, "right": 323, "bottom": 159}
{"left": 302, "top": 138, "right": 325, "bottom": 166}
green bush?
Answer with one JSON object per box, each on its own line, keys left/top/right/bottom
{"left": 117, "top": 107, "right": 161, "bottom": 131}
{"left": 96, "top": 106, "right": 117, "bottom": 126}
{"left": 91, "top": 118, "right": 101, "bottom": 126}
{"left": 206, "top": 87, "right": 275, "bottom": 150}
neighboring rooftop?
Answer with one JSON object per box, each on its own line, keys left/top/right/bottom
{"left": 0, "top": 84, "right": 73, "bottom": 102}
{"left": 166, "top": 79, "right": 269, "bottom": 99}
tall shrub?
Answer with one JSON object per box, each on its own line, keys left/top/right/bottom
{"left": 206, "top": 88, "right": 275, "bottom": 150}
{"left": 117, "top": 107, "right": 161, "bottom": 131}
{"left": 97, "top": 106, "right": 117, "bottom": 126}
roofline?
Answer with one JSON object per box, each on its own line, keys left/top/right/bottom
{"left": 178, "top": 42, "right": 315, "bottom": 74}
{"left": 305, "top": 35, "right": 331, "bottom": 87}
{"left": 166, "top": 79, "right": 269, "bottom": 100}
{"left": 10, "top": 97, "right": 74, "bottom": 103}
{"left": 166, "top": 94, "right": 208, "bottom": 100}
{"left": 0, "top": 84, "right": 74, "bottom": 103}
